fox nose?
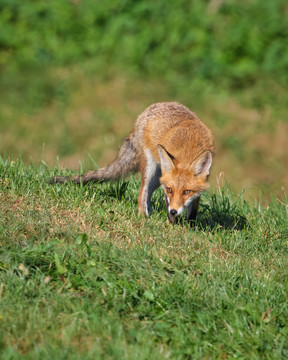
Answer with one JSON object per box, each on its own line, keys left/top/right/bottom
{"left": 170, "top": 209, "right": 177, "bottom": 216}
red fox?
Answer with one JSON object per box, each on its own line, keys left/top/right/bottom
{"left": 51, "top": 102, "right": 215, "bottom": 224}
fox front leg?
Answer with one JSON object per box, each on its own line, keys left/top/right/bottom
{"left": 138, "top": 151, "right": 161, "bottom": 217}
{"left": 186, "top": 196, "right": 200, "bottom": 226}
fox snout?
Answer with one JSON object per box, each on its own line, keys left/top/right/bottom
{"left": 168, "top": 206, "right": 185, "bottom": 217}
{"left": 166, "top": 200, "right": 189, "bottom": 224}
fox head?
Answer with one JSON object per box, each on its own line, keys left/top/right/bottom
{"left": 157, "top": 144, "right": 212, "bottom": 219}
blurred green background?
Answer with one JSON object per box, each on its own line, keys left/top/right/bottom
{"left": 1, "top": 0, "right": 288, "bottom": 198}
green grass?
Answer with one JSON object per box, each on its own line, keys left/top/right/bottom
{"left": 0, "top": 157, "right": 288, "bottom": 359}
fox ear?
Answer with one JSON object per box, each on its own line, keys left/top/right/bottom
{"left": 157, "top": 145, "right": 175, "bottom": 173}
{"left": 190, "top": 151, "right": 212, "bottom": 176}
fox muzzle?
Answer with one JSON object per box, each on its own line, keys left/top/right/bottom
{"left": 170, "top": 209, "right": 177, "bottom": 216}
{"left": 168, "top": 206, "right": 185, "bottom": 217}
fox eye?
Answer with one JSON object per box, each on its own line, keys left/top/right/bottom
{"left": 183, "top": 189, "right": 191, "bottom": 195}
{"left": 166, "top": 187, "right": 172, "bottom": 193}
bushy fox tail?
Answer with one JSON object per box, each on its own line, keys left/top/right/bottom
{"left": 50, "top": 130, "right": 139, "bottom": 185}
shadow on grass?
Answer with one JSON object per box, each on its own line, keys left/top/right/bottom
{"left": 197, "top": 188, "right": 248, "bottom": 231}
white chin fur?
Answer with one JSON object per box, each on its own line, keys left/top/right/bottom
{"left": 176, "top": 207, "right": 185, "bottom": 216}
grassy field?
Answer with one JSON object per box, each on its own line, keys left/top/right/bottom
{"left": 0, "top": 157, "right": 287, "bottom": 359}
{"left": 1, "top": 1, "right": 288, "bottom": 358}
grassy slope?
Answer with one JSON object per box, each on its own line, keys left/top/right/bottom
{"left": 0, "top": 158, "right": 287, "bottom": 359}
